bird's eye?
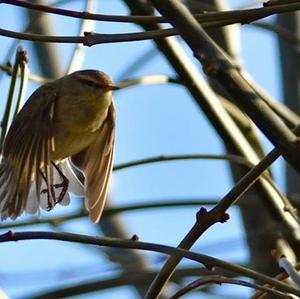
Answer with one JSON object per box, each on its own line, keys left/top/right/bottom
{"left": 85, "top": 80, "right": 95, "bottom": 87}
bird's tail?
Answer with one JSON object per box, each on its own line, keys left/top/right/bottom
{"left": 0, "top": 157, "right": 84, "bottom": 221}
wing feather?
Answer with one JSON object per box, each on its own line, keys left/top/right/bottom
{"left": 60, "top": 158, "right": 84, "bottom": 197}
{"left": 0, "top": 86, "right": 56, "bottom": 220}
{"left": 71, "top": 102, "right": 115, "bottom": 223}
{"left": 89, "top": 143, "right": 114, "bottom": 222}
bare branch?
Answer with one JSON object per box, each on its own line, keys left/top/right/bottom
{"left": 1, "top": 0, "right": 300, "bottom": 25}
{"left": 1, "top": 230, "right": 300, "bottom": 297}
{"left": 170, "top": 275, "right": 293, "bottom": 299}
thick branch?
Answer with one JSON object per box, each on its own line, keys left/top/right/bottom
{"left": 144, "top": 0, "right": 300, "bottom": 297}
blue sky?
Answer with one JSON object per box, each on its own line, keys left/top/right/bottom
{"left": 0, "top": 1, "right": 284, "bottom": 298}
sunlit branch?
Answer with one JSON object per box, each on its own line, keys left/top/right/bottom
{"left": 0, "top": 47, "right": 27, "bottom": 146}
{"left": 0, "top": 63, "right": 50, "bottom": 83}
{"left": 118, "top": 75, "right": 179, "bottom": 88}
{"left": 13, "top": 50, "right": 29, "bottom": 118}
{"left": 278, "top": 257, "right": 300, "bottom": 289}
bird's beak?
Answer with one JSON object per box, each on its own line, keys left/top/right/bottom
{"left": 106, "top": 84, "right": 120, "bottom": 91}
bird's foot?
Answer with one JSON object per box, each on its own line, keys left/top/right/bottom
{"left": 53, "top": 180, "right": 69, "bottom": 204}
{"left": 41, "top": 180, "right": 69, "bottom": 210}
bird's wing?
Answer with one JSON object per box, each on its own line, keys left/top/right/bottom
{"left": 60, "top": 158, "right": 85, "bottom": 197}
{"left": 0, "top": 85, "right": 57, "bottom": 220}
{"left": 71, "top": 102, "right": 115, "bottom": 223}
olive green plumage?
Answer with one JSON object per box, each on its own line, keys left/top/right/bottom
{"left": 0, "top": 70, "right": 117, "bottom": 223}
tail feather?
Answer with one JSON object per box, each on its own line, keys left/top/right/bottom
{"left": 0, "top": 158, "right": 82, "bottom": 219}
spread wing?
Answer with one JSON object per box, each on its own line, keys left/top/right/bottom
{"left": 71, "top": 102, "right": 115, "bottom": 223}
{"left": 0, "top": 86, "right": 57, "bottom": 220}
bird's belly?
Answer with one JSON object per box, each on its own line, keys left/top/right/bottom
{"left": 51, "top": 129, "right": 98, "bottom": 161}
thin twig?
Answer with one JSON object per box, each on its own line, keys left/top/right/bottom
{"left": 0, "top": 152, "right": 293, "bottom": 229}
{"left": 0, "top": 63, "right": 49, "bottom": 83}
{"left": 116, "top": 47, "right": 157, "bottom": 81}
{"left": 1, "top": 0, "right": 300, "bottom": 25}
{"left": 0, "top": 199, "right": 219, "bottom": 229}
{"left": 0, "top": 47, "right": 26, "bottom": 146}
{"left": 113, "top": 154, "right": 253, "bottom": 171}
{"left": 27, "top": 267, "right": 236, "bottom": 299}
{"left": 170, "top": 275, "right": 293, "bottom": 299}
{"left": 1, "top": 230, "right": 300, "bottom": 297}
{"left": 253, "top": 21, "right": 300, "bottom": 45}
{"left": 252, "top": 263, "right": 300, "bottom": 298}
{"left": 66, "top": 0, "right": 95, "bottom": 74}
{"left": 114, "top": 153, "right": 296, "bottom": 215}
{"left": 13, "top": 51, "right": 29, "bottom": 118}
{"left": 2, "top": 3, "right": 300, "bottom": 45}
{"left": 144, "top": 150, "right": 286, "bottom": 299}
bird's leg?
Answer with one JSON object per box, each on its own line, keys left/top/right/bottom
{"left": 39, "top": 170, "right": 56, "bottom": 210}
{"left": 51, "top": 162, "right": 69, "bottom": 204}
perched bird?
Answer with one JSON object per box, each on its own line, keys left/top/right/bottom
{"left": 0, "top": 69, "right": 118, "bottom": 222}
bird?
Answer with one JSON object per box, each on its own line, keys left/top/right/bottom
{"left": 0, "top": 69, "right": 118, "bottom": 223}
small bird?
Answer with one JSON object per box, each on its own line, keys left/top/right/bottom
{"left": 0, "top": 69, "right": 118, "bottom": 223}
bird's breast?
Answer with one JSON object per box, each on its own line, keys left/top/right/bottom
{"left": 50, "top": 92, "right": 112, "bottom": 161}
